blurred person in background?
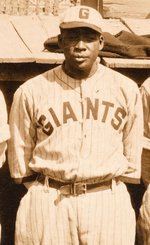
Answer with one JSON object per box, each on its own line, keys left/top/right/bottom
{"left": 137, "top": 77, "right": 150, "bottom": 245}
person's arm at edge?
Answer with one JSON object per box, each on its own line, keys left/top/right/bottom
{"left": 8, "top": 86, "right": 37, "bottom": 187}
{"left": 119, "top": 83, "right": 143, "bottom": 184}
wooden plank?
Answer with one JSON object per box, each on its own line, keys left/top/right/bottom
{"left": 99, "top": 19, "right": 130, "bottom": 35}
{"left": 0, "top": 63, "right": 58, "bottom": 82}
{"left": 39, "top": 15, "right": 130, "bottom": 36}
{"left": 10, "top": 15, "right": 62, "bottom": 64}
{"left": 35, "top": 51, "right": 64, "bottom": 64}
{"left": 0, "top": 15, "right": 33, "bottom": 63}
{"left": 102, "top": 57, "right": 150, "bottom": 68}
{"left": 10, "top": 15, "right": 48, "bottom": 54}
{"left": 38, "top": 15, "right": 60, "bottom": 38}
{"left": 36, "top": 17, "right": 130, "bottom": 64}
{"left": 121, "top": 18, "right": 150, "bottom": 36}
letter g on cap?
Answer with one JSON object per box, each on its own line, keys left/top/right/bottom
{"left": 79, "top": 8, "right": 89, "bottom": 19}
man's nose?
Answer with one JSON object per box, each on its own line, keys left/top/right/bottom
{"left": 75, "top": 40, "right": 86, "bottom": 50}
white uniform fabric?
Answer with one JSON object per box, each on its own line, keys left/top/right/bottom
{"left": 137, "top": 77, "right": 150, "bottom": 245}
{"left": 137, "top": 183, "right": 150, "bottom": 245}
{"left": 0, "top": 90, "right": 10, "bottom": 167}
{"left": 8, "top": 64, "right": 143, "bottom": 245}
{"left": 15, "top": 180, "right": 135, "bottom": 245}
{"left": 8, "top": 64, "right": 142, "bottom": 183}
{"left": 139, "top": 77, "right": 150, "bottom": 186}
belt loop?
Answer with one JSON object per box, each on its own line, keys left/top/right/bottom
{"left": 44, "top": 176, "right": 50, "bottom": 193}
{"left": 111, "top": 179, "right": 116, "bottom": 194}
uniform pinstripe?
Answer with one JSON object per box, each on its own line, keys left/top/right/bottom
{"left": 15, "top": 181, "right": 135, "bottom": 245}
{"left": 139, "top": 77, "right": 150, "bottom": 186}
{"left": 8, "top": 64, "right": 143, "bottom": 245}
{"left": 8, "top": 64, "right": 142, "bottom": 183}
{"left": 137, "top": 77, "right": 150, "bottom": 245}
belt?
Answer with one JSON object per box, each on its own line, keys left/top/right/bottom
{"left": 37, "top": 174, "right": 113, "bottom": 196}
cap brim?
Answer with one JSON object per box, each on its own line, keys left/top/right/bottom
{"left": 60, "top": 21, "right": 102, "bottom": 34}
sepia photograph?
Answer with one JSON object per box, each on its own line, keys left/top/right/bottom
{"left": 0, "top": 0, "right": 150, "bottom": 244}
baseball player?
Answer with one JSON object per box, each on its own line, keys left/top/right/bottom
{"left": 0, "top": 89, "right": 10, "bottom": 241}
{"left": 8, "top": 5, "right": 143, "bottom": 245}
{"left": 137, "top": 77, "right": 150, "bottom": 245}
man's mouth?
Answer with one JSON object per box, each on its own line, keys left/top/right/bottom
{"left": 74, "top": 56, "right": 88, "bottom": 62}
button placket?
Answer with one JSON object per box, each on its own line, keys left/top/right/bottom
{"left": 79, "top": 83, "right": 91, "bottom": 159}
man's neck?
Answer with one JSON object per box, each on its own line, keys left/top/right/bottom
{"left": 62, "top": 62, "right": 98, "bottom": 80}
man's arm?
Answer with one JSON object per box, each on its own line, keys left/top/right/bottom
{"left": 140, "top": 83, "right": 150, "bottom": 149}
{"left": 8, "top": 86, "right": 36, "bottom": 183}
{"left": 120, "top": 84, "right": 143, "bottom": 183}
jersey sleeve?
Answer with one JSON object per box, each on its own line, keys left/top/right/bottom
{"left": 140, "top": 82, "right": 150, "bottom": 149}
{"left": 8, "top": 86, "right": 36, "bottom": 180}
{"left": 119, "top": 84, "right": 143, "bottom": 183}
{"left": 0, "top": 90, "right": 10, "bottom": 167}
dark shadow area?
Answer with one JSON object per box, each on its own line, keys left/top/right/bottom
{"left": 0, "top": 80, "right": 28, "bottom": 244}
{"left": 126, "top": 182, "right": 146, "bottom": 245}
{"left": 126, "top": 182, "right": 146, "bottom": 220}
{"left": 0, "top": 163, "right": 27, "bottom": 245}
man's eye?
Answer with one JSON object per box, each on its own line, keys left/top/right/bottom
{"left": 64, "top": 35, "right": 99, "bottom": 43}
{"left": 85, "top": 36, "right": 98, "bottom": 42}
{"left": 67, "top": 36, "right": 77, "bottom": 40}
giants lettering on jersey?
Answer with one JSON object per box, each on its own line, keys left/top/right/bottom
{"left": 37, "top": 97, "right": 127, "bottom": 136}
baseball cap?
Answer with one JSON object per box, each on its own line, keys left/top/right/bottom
{"left": 59, "top": 5, "right": 103, "bottom": 34}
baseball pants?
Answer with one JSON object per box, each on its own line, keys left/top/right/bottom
{"left": 137, "top": 184, "right": 150, "bottom": 245}
{"left": 15, "top": 180, "right": 136, "bottom": 245}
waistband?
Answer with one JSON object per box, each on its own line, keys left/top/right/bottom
{"left": 37, "top": 174, "right": 116, "bottom": 196}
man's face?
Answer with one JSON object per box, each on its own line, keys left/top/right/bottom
{"left": 59, "top": 27, "right": 103, "bottom": 73}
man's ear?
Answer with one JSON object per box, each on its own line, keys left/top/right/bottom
{"left": 99, "top": 35, "right": 104, "bottom": 50}
{"left": 58, "top": 34, "right": 63, "bottom": 49}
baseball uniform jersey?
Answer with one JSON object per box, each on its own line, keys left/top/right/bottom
{"left": 139, "top": 77, "right": 150, "bottom": 186}
{"left": 8, "top": 63, "right": 142, "bottom": 183}
{"left": 137, "top": 77, "right": 150, "bottom": 245}
{"left": 8, "top": 63, "right": 143, "bottom": 245}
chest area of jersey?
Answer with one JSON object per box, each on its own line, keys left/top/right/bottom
{"left": 35, "top": 88, "right": 127, "bottom": 136}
